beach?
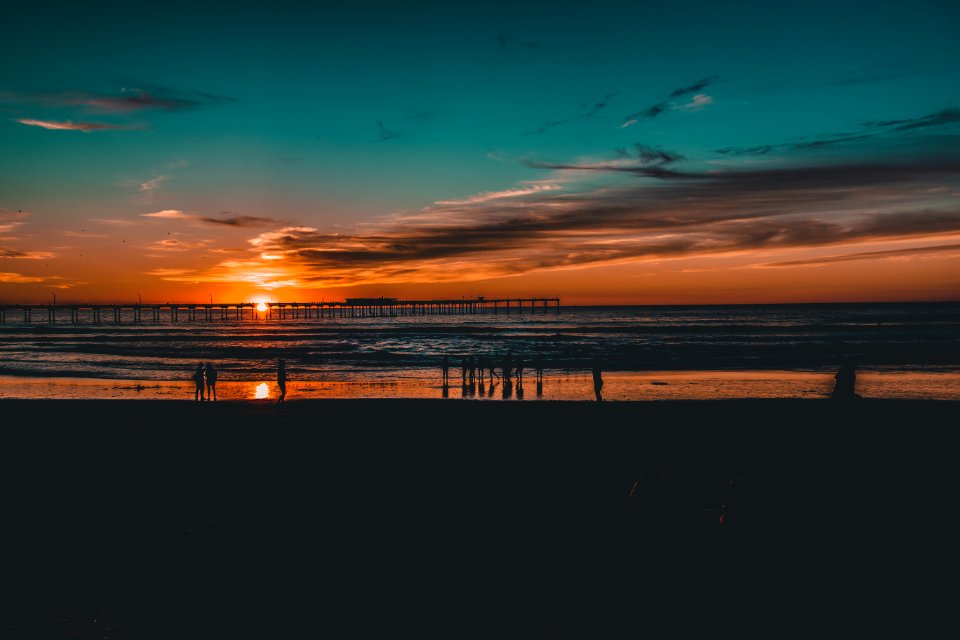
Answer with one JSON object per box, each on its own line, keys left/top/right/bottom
{"left": 2, "top": 398, "right": 958, "bottom": 638}
{"left": 4, "top": 368, "right": 960, "bottom": 401}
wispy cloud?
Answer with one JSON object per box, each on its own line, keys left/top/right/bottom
{"left": 716, "top": 107, "right": 960, "bottom": 157}
{"left": 148, "top": 238, "right": 211, "bottom": 252}
{"left": 144, "top": 268, "right": 195, "bottom": 277}
{"left": 676, "top": 93, "right": 713, "bottom": 112}
{"left": 0, "top": 272, "right": 44, "bottom": 283}
{"left": 758, "top": 243, "right": 960, "bottom": 267}
{"left": 150, "top": 144, "right": 960, "bottom": 289}
{"left": 863, "top": 108, "right": 960, "bottom": 132}
{"left": 613, "top": 144, "right": 686, "bottom": 165}
{"left": 0, "top": 247, "right": 54, "bottom": 259}
{"left": 666, "top": 76, "right": 718, "bottom": 99}
{"left": 435, "top": 184, "right": 562, "bottom": 206}
{"left": 0, "top": 87, "right": 236, "bottom": 114}
{"left": 141, "top": 209, "right": 278, "bottom": 227}
{"left": 529, "top": 93, "right": 617, "bottom": 135}
{"left": 142, "top": 209, "right": 193, "bottom": 220}
{"left": 200, "top": 215, "right": 279, "bottom": 227}
{"left": 140, "top": 176, "right": 166, "bottom": 192}
{"left": 62, "top": 230, "right": 109, "bottom": 238}
{"left": 377, "top": 121, "right": 401, "bottom": 141}
{"left": 0, "top": 208, "right": 29, "bottom": 236}
{"left": 622, "top": 76, "right": 718, "bottom": 127}
{"left": 15, "top": 118, "right": 132, "bottom": 132}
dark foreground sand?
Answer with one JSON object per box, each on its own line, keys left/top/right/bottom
{"left": 2, "top": 399, "right": 958, "bottom": 638}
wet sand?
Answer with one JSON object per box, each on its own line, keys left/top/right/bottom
{"left": 2, "top": 368, "right": 959, "bottom": 400}
{"left": 2, "top": 399, "right": 958, "bottom": 638}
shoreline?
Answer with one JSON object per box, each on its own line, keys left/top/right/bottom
{"left": 2, "top": 367, "right": 959, "bottom": 400}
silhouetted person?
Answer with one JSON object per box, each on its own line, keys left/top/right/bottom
{"left": 193, "top": 363, "right": 205, "bottom": 401}
{"left": 502, "top": 350, "right": 513, "bottom": 382}
{"left": 592, "top": 359, "right": 604, "bottom": 401}
{"left": 460, "top": 356, "right": 468, "bottom": 384}
{"left": 832, "top": 363, "right": 859, "bottom": 400}
{"left": 477, "top": 356, "right": 486, "bottom": 383}
{"left": 277, "top": 359, "right": 287, "bottom": 404}
{"left": 204, "top": 362, "right": 218, "bottom": 401}
{"left": 515, "top": 356, "right": 525, "bottom": 387}
{"left": 534, "top": 353, "right": 544, "bottom": 382}
{"left": 441, "top": 355, "right": 450, "bottom": 384}
{"left": 468, "top": 355, "right": 476, "bottom": 385}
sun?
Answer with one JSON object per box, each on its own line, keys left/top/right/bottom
{"left": 256, "top": 302, "right": 269, "bottom": 313}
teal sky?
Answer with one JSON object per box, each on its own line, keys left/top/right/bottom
{"left": 2, "top": 0, "right": 960, "bottom": 303}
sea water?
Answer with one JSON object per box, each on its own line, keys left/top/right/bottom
{"left": 1, "top": 302, "right": 957, "bottom": 400}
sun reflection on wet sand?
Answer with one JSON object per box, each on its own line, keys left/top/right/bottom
{"left": 254, "top": 382, "right": 270, "bottom": 399}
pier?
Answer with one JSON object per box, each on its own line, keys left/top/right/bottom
{"left": 0, "top": 296, "right": 560, "bottom": 324}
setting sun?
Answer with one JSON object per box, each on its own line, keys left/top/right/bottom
{"left": 256, "top": 302, "right": 269, "bottom": 313}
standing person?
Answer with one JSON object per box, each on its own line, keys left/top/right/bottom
{"left": 534, "top": 353, "right": 544, "bottom": 383}
{"left": 468, "top": 355, "right": 476, "bottom": 385}
{"left": 204, "top": 362, "right": 218, "bottom": 402}
{"left": 476, "top": 356, "right": 485, "bottom": 383}
{"left": 276, "top": 358, "right": 287, "bottom": 404}
{"left": 502, "top": 350, "right": 513, "bottom": 382}
{"left": 460, "top": 356, "right": 468, "bottom": 385}
{"left": 193, "top": 363, "right": 206, "bottom": 401}
{"left": 592, "top": 358, "right": 604, "bottom": 402}
{"left": 515, "top": 355, "right": 525, "bottom": 387}
{"left": 441, "top": 355, "right": 450, "bottom": 385}
{"left": 831, "top": 362, "right": 858, "bottom": 400}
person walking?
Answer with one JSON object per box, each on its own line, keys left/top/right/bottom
{"left": 277, "top": 359, "right": 287, "bottom": 404}
{"left": 592, "top": 359, "right": 604, "bottom": 402}
{"left": 193, "top": 363, "right": 205, "bottom": 401}
{"left": 204, "top": 362, "right": 218, "bottom": 402}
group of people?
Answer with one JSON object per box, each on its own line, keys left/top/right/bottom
{"left": 442, "top": 350, "right": 545, "bottom": 387}
{"left": 192, "top": 362, "right": 218, "bottom": 401}
{"left": 193, "top": 357, "right": 858, "bottom": 403}
{"left": 441, "top": 352, "right": 606, "bottom": 400}
{"left": 192, "top": 358, "right": 288, "bottom": 403}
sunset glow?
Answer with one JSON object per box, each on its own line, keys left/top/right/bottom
{"left": 1, "top": 2, "right": 958, "bottom": 305}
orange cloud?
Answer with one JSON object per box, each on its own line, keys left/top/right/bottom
{"left": 16, "top": 118, "right": 131, "bottom": 131}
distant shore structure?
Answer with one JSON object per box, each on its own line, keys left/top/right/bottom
{"left": 0, "top": 296, "right": 560, "bottom": 324}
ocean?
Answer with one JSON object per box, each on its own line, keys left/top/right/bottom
{"left": 1, "top": 301, "right": 958, "bottom": 400}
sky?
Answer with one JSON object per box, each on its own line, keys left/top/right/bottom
{"left": 2, "top": 0, "right": 959, "bottom": 305}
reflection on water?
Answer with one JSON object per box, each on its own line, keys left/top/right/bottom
{"left": 0, "top": 369, "right": 959, "bottom": 400}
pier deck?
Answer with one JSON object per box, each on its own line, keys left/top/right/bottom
{"left": 0, "top": 297, "right": 560, "bottom": 324}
